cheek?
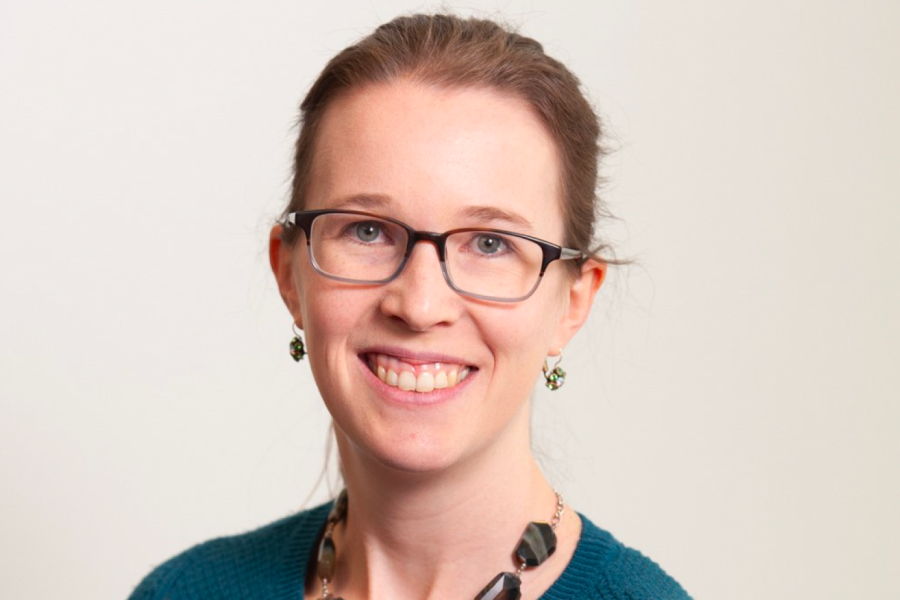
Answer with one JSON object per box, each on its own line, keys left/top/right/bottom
{"left": 297, "top": 281, "right": 375, "bottom": 419}
{"left": 294, "top": 262, "right": 365, "bottom": 358}
{"left": 484, "top": 283, "right": 568, "bottom": 382}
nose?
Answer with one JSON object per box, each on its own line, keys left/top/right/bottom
{"left": 379, "top": 240, "right": 462, "bottom": 331}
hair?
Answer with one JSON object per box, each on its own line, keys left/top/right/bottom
{"left": 280, "top": 13, "right": 619, "bottom": 271}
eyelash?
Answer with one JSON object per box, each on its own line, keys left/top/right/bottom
{"left": 462, "top": 233, "right": 517, "bottom": 257}
{"left": 342, "top": 221, "right": 394, "bottom": 245}
{"left": 337, "top": 219, "right": 524, "bottom": 258}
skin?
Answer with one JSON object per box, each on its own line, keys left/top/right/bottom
{"left": 270, "top": 80, "right": 605, "bottom": 600}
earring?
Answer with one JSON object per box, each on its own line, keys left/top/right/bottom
{"left": 542, "top": 351, "right": 566, "bottom": 390}
{"left": 289, "top": 323, "right": 306, "bottom": 362}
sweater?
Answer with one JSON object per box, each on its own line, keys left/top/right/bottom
{"left": 128, "top": 502, "right": 692, "bottom": 599}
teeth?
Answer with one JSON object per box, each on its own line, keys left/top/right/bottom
{"left": 368, "top": 353, "right": 472, "bottom": 393}
{"left": 416, "top": 372, "right": 435, "bottom": 392}
{"left": 398, "top": 371, "right": 416, "bottom": 391}
{"left": 434, "top": 371, "right": 448, "bottom": 389}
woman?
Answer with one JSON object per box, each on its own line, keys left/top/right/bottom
{"left": 129, "top": 14, "right": 691, "bottom": 600}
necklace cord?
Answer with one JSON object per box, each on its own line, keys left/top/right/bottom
{"left": 314, "top": 490, "right": 565, "bottom": 600}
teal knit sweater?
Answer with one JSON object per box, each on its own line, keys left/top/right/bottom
{"left": 128, "top": 502, "right": 691, "bottom": 599}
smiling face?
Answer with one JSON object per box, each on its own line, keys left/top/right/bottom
{"left": 271, "top": 80, "right": 602, "bottom": 474}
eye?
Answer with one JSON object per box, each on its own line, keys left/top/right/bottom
{"left": 355, "top": 222, "right": 381, "bottom": 242}
{"left": 476, "top": 234, "right": 505, "bottom": 255}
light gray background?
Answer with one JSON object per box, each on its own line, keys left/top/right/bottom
{"left": 1, "top": 1, "right": 898, "bottom": 599}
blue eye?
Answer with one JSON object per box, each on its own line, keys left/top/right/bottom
{"left": 476, "top": 234, "right": 505, "bottom": 255}
{"left": 355, "top": 222, "right": 381, "bottom": 242}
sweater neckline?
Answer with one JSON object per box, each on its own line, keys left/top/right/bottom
{"left": 291, "top": 502, "right": 611, "bottom": 599}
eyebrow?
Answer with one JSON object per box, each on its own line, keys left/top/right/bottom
{"left": 331, "top": 193, "right": 393, "bottom": 211}
{"left": 456, "top": 205, "right": 534, "bottom": 233}
{"left": 328, "top": 194, "right": 534, "bottom": 233}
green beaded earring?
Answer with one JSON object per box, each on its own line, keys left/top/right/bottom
{"left": 289, "top": 323, "right": 306, "bottom": 362}
{"left": 542, "top": 351, "right": 566, "bottom": 390}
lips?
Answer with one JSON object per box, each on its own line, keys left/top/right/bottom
{"left": 363, "top": 352, "right": 472, "bottom": 393}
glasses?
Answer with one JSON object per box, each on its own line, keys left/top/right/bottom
{"left": 285, "top": 209, "right": 584, "bottom": 302}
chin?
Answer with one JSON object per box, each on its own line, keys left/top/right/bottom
{"left": 337, "top": 419, "right": 482, "bottom": 477}
{"left": 373, "top": 450, "right": 459, "bottom": 474}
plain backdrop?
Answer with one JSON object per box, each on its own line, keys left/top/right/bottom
{"left": 1, "top": 1, "right": 898, "bottom": 599}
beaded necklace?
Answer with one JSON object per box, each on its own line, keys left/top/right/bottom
{"left": 315, "top": 490, "right": 565, "bottom": 600}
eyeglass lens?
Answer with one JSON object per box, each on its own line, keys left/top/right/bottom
{"left": 308, "top": 213, "right": 545, "bottom": 300}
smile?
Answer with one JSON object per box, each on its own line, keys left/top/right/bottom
{"left": 364, "top": 352, "right": 472, "bottom": 393}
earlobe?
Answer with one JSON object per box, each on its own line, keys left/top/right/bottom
{"left": 269, "top": 224, "right": 303, "bottom": 327}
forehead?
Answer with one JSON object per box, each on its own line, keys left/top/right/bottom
{"left": 306, "top": 80, "right": 564, "bottom": 237}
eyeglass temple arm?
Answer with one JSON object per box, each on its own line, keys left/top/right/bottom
{"left": 284, "top": 213, "right": 313, "bottom": 235}
{"left": 560, "top": 248, "right": 584, "bottom": 261}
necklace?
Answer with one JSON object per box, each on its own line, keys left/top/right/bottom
{"left": 315, "top": 489, "right": 565, "bottom": 600}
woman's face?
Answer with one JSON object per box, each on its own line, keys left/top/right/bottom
{"left": 272, "top": 81, "right": 602, "bottom": 474}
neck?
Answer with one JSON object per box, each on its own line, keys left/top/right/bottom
{"left": 327, "top": 402, "right": 560, "bottom": 600}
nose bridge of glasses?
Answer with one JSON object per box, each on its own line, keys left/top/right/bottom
{"left": 388, "top": 229, "right": 457, "bottom": 301}
{"left": 406, "top": 230, "right": 448, "bottom": 261}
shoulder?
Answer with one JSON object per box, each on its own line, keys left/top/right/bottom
{"left": 545, "top": 514, "right": 693, "bottom": 600}
{"left": 126, "top": 503, "right": 329, "bottom": 600}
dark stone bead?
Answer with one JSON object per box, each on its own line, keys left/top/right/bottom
{"left": 515, "top": 521, "right": 557, "bottom": 567}
{"left": 317, "top": 535, "right": 336, "bottom": 581}
{"left": 474, "top": 572, "right": 521, "bottom": 600}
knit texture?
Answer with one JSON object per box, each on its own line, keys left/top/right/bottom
{"left": 128, "top": 503, "right": 692, "bottom": 599}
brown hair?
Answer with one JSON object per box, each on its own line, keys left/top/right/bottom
{"left": 280, "top": 13, "right": 617, "bottom": 270}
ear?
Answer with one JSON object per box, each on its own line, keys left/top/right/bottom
{"left": 549, "top": 259, "right": 606, "bottom": 352}
{"left": 269, "top": 224, "right": 303, "bottom": 328}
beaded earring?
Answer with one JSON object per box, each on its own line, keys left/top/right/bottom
{"left": 542, "top": 351, "right": 566, "bottom": 390}
{"left": 289, "top": 323, "right": 306, "bottom": 362}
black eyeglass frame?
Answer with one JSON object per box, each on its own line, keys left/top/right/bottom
{"left": 285, "top": 209, "right": 584, "bottom": 302}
